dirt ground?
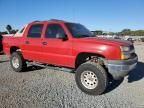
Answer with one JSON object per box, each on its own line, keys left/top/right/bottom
{"left": 0, "top": 43, "right": 144, "bottom": 108}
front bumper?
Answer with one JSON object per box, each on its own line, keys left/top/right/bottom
{"left": 106, "top": 55, "right": 138, "bottom": 80}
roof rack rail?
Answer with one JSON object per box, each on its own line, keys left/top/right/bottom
{"left": 49, "top": 19, "right": 65, "bottom": 22}
{"left": 31, "top": 20, "right": 41, "bottom": 23}
{"left": 31, "top": 19, "right": 66, "bottom": 23}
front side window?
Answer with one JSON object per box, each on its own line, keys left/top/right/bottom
{"left": 65, "top": 23, "right": 93, "bottom": 38}
{"left": 27, "top": 24, "right": 43, "bottom": 38}
{"left": 45, "top": 24, "right": 65, "bottom": 38}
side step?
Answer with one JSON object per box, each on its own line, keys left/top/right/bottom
{"left": 27, "top": 61, "right": 74, "bottom": 73}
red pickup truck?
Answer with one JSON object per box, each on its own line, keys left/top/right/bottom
{"left": 2, "top": 19, "right": 138, "bottom": 95}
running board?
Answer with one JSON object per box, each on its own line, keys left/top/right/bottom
{"left": 27, "top": 61, "right": 74, "bottom": 73}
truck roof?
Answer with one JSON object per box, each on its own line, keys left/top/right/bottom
{"left": 30, "top": 19, "right": 68, "bottom": 24}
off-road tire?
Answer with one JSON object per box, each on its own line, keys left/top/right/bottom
{"left": 10, "top": 52, "right": 26, "bottom": 72}
{"left": 75, "top": 61, "right": 108, "bottom": 95}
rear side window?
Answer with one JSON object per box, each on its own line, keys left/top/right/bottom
{"left": 45, "top": 24, "right": 65, "bottom": 38}
{"left": 27, "top": 24, "right": 43, "bottom": 38}
{"left": 20, "top": 27, "right": 25, "bottom": 33}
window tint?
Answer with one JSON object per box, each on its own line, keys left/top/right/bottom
{"left": 45, "top": 24, "right": 65, "bottom": 38}
{"left": 27, "top": 24, "right": 43, "bottom": 38}
{"left": 65, "top": 23, "right": 93, "bottom": 38}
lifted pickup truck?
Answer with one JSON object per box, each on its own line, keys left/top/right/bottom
{"left": 3, "top": 19, "right": 138, "bottom": 95}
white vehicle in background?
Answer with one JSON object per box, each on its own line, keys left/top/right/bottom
{"left": 97, "top": 35, "right": 122, "bottom": 40}
{"left": 2, "top": 34, "right": 14, "bottom": 37}
{"left": 124, "top": 36, "right": 130, "bottom": 40}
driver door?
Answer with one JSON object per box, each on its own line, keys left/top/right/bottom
{"left": 41, "top": 24, "right": 74, "bottom": 67}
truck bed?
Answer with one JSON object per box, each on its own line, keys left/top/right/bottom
{"left": 2, "top": 36, "right": 22, "bottom": 55}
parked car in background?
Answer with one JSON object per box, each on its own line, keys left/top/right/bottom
{"left": 140, "top": 38, "right": 144, "bottom": 42}
{"left": 113, "top": 36, "right": 122, "bottom": 40}
{"left": 127, "top": 38, "right": 134, "bottom": 43}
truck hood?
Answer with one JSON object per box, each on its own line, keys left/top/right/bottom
{"left": 77, "top": 37, "right": 132, "bottom": 46}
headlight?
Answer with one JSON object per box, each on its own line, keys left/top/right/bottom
{"left": 120, "top": 46, "right": 130, "bottom": 52}
{"left": 120, "top": 46, "right": 131, "bottom": 60}
{"left": 121, "top": 53, "right": 131, "bottom": 60}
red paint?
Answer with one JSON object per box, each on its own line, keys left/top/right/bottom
{"left": 2, "top": 20, "right": 132, "bottom": 68}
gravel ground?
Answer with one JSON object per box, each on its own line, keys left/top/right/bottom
{"left": 0, "top": 44, "right": 144, "bottom": 108}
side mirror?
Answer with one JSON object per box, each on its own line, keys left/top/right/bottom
{"left": 56, "top": 33, "right": 68, "bottom": 40}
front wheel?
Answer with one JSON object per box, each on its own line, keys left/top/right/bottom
{"left": 10, "top": 52, "right": 26, "bottom": 72}
{"left": 75, "top": 62, "right": 108, "bottom": 95}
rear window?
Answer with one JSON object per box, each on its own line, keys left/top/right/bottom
{"left": 27, "top": 24, "right": 43, "bottom": 38}
{"left": 20, "top": 27, "right": 25, "bottom": 33}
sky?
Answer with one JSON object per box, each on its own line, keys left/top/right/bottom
{"left": 0, "top": 0, "right": 144, "bottom": 32}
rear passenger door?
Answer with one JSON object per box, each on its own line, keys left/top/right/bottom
{"left": 22, "top": 24, "right": 44, "bottom": 61}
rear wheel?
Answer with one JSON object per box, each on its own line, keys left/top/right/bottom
{"left": 75, "top": 61, "right": 108, "bottom": 95}
{"left": 10, "top": 52, "right": 26, "bottom": 72}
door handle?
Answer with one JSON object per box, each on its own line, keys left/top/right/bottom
{"left": 25, "top": 41, "right": 30, "bottom": 44}
{"left": 42, "top": 42, "right": 47, "bottom": 45}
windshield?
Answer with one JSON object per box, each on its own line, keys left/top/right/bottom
{"left": 65, "top": 23, "right": 94, "bottom": 38}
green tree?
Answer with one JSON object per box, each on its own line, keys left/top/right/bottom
{"left": 92, "top": 30, "right": 103, "bottom": 35}
{"left": 121, "top": 29, "right": 131, "bottom": 35}
{"left": 108, "top": 32, "right": 115, "bottom": 35}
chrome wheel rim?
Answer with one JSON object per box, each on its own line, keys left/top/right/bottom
{"left": 81, "top": 71, "right": 98, "bottom": 89}
{"left": 12, "top": 57, "right": 19, "bottom": 68}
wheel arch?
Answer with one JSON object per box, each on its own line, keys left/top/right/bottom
{"left": 75, "top": 52, "right": 106, "bottom": 68}
{"left": 10, "top": 46, "right": 21, "bottom": 54}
